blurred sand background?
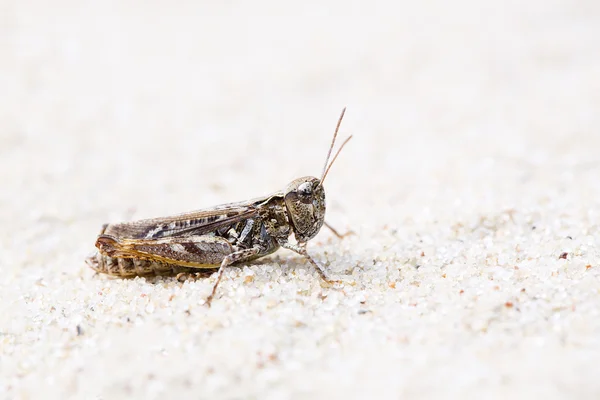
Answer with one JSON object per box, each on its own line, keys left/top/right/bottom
{"left": 1, "top": 1, "right": 600, "bottom": 399}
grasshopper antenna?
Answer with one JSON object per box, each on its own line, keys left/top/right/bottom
{"left": 320, "top": 107, "right": 346, "bottom": 182}
{"left": 320, "top": 107, "right": 352, "bottom": 185}
{"left": 320, "top": 135, "right": 352, "bottom": 185}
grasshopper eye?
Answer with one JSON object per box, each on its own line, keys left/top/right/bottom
{"left": 296, "top": 182, "right": 313, "bottom": 204}
{"left": 297, "top": 182, "right": 312, "bottom": 196}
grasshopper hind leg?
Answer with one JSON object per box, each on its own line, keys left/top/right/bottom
{"left": 204, "top": 246, "right": 261, "bottom": 307}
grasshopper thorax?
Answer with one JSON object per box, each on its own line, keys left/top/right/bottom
{"left": 284, "top": 176, "right": 326, "bottom": 242}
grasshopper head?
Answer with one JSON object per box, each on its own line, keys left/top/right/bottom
{"left": 284, "top": 176, "right": 326, "bottom": 242}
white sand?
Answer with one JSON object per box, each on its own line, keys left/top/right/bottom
{"left": 2, "top": 1, "right": 600, "bottom": 399}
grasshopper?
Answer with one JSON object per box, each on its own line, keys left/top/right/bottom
{"left": 86, "top": 108, "right": 352, "bottom": 306}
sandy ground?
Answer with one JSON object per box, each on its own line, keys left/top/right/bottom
{"left": 2, "top": 1, "right": 600, "bottom": 399}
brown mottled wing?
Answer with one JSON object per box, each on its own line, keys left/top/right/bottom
{"left": 102, "top": 194, "right": 281, "bottom": 240}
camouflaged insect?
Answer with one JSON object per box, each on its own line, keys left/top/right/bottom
{"left": 86, "top": 108, "right": 352, "bottom": 306}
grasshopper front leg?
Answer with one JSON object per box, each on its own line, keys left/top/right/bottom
{"left": 280, "top": 242, "right": 341, "bottom": 286}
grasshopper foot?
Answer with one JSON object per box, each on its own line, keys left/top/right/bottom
{"left": 319, "top": 277, "right": 343, "bottom": 288}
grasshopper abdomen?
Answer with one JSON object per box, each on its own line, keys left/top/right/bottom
{"left": 86, "top": 253, "right": 183, "bottom": 276}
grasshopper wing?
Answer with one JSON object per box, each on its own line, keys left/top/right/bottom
{"left": 100, "top": 194, "right": 280, "bottom": 241}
